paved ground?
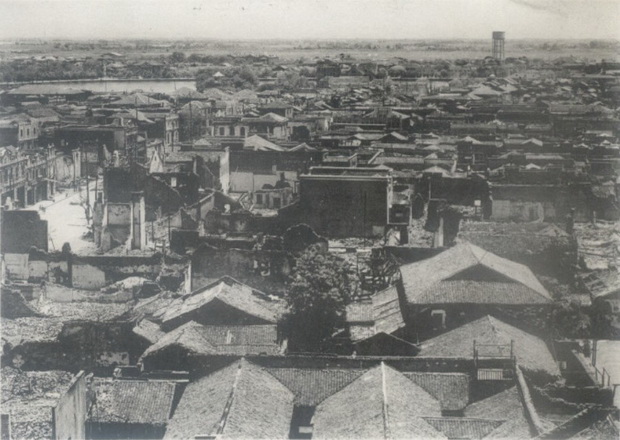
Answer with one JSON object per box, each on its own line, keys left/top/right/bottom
{"left": 29, "top": 179, "right": 99, "bottom": 254}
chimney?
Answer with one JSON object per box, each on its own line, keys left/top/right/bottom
{"left": 433, "top": 216, "right": 444, "bottom": 248}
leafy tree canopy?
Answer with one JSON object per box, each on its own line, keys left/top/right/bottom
{"left": 283, "top": 244, "right": 355, "bottom": 351}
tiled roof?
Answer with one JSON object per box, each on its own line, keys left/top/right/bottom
{"left": 423, "top": 417, "right": 505, "bottom": 439}
{"left": 346, "top": 286, "right": 406, "bottom": 342}
{"left": 1, "top": 318, "right": 63, "bottom": 346}
{"left": 218, "top": 360, "right": 294, "bottom": 439}
{"left": 89, "top": 379, "right": 176, "bottom": 426}
{"left": 420, "top": 315, "right": 560, "bottom": 375}
{"left": 459, "top": 222, "right": 574, "bottom": 261}
{"left": 312, "top": 363, "right": 445, "bottom": 439}
{"left": 484, "top": 410, "right": 532, "bottom": 439}
{"left": 171, "top": 87, "right": 207, "bottom": 100}
{"left": 400, "top": 241, "right": 551, "bottom": 305}
{"left": 140, "top": 321, "right": 216, "bottom": 360}
{"left": 165, "top": 359, "right": 294, "bottom": 439}
{"left": 111, "top": 93, "right": 169, "bottom": 107}
{"left": 465, "top": 386, "right": 523, "bottom": 420}
{"left": 165, "top": 361, "right": 240, "bottom": 439}
{"left": 25, "top": 107, "right": 61, "bottom": 119}
{"left": 161, "top": 279, "right": 281, "bottom": 327}
{"left": 265, "top": 368, "right": 365, "bottom": 406}
{"left": 403, "top": 372, "right": 470, "bottom": 411}
{"left": 132, "top": 318, "right": 165, "bottom": 344}
{"left": 243, "top": 134, "right": 286, "bottom": 151}
{"left": 465, "top": 387, "right": 533, "bottom": 439}
{"left": 416, "top": 280, "right": 551, "bottom": 305}
{"left": 140, "top": 321, "right": 280, "bottom": 361}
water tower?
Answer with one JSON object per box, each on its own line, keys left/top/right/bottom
{"left": 492, "top": 31, "right": 505, "bottom": 61}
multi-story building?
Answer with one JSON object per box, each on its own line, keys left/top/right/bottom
{"left": 0, "top": 115, "right": 40, "bottom": 150}
{"left": 0, "top": 146, "right": 56, "bottom": 208}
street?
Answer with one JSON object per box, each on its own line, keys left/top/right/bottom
{"left": 30, "top": 179, "right": 99, "bottom": 254}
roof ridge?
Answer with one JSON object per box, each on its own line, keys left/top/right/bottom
{"left": 486, "top": 315, "right": 500, "bottom": 341}
{"left": 381, "top": 362, "right": 391, "bottom": 440}
{"left": 422, "top": 416, "right": 508, "bottom": 423}
{"left": 217, "top": 360, "right": 244, "bottom": 436}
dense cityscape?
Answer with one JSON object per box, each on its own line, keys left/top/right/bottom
{"left": 0, "top": 20, "right": 619, "bottom": 440}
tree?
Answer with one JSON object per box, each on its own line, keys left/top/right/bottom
{"left": 551, "top": 300, "right": 591, "bottom": 339}
{"left": 590, "top": 300, "right": 615, "bottom": 339}
{"left": 282, "top": 244, "right": 355, "bottom": 351}
{"left": 238, "top": 65, "right": 258, "bottom": 87}
{"left": 195, "top": 69, "right": 219, "bottom": 92}
{"left": 169, "top": 51, "right": 186, "bottom": 64}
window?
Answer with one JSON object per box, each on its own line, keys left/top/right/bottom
{"left": 256, "top": 194, "right": 263, "bottom": 204}
{"left": 229, "top": 126, "right": 235, "bottom": 136}
{"left": 219, "top": 127, "right": 225, "bottom": 136}
{"left": 430, "top": 309, "right": 446, "bottom": 329}
{"left": 477, "top": 369, "right": 504, "bottom": 380}
{"left": 273, "top": 197, "right": 281, "bottom": 209}
{"left": 240, "top": 127, "right": 246, "bottom": 137}
{"left": 26, "top": 128, "right": 30, "bottom": 137}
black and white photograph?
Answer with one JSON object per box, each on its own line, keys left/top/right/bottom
{"left": 0, "top": 0, "right": 619, "bottom": 439}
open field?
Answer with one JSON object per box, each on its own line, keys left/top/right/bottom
{"left": 1, "top": 38, "right": 619, "bottom": 62}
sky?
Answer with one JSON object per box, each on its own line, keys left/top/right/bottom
{"left": 0, "top": 0, "right": 618, "bottom": 41}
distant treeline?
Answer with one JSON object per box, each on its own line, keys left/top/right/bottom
{"left": 0, "top": 59, "right": 179, "bottom": 83}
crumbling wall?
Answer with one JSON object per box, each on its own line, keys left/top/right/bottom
{"left": 72, "top": 255, "right": 164, "bottom": 290}
{"left": 491, "top": 200, "right": 545, "bottom": 222}
{"left": 53, "top": 371, "right": 87, "bottom": 440}
{"left": 4, "top": 253, "right": 29, "bottom": 280}
{"left": 0, "top": 287, "right": 41, "bottom": 318}
{"left": 190, "top": 246, "right": 291, "bottom": 294}
{"left": 72, "top": 263, "right": 107, "bottom": 289}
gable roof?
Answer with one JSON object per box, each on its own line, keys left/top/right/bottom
{"left": 132, "top": 318, "right": 165, "bottom": 344}
{"left": 201, "top": 88, "right": 233, "bottom": 100}
{"left": 420, "top": 316, "right": 560, "bottom": 375}
{"left": 345, "top": 285, "right": 405, "bottom": 342}
{"left": 112, "top": 93, "right": 169, "bottom": 107}
{"left": 243, "top": 134, "right": 286, "bottom": 151}
{"left": 312, "top": 363, "right": 445, "bottom": 439}
{"left": 465, "top": 386, "right": 532, "bottom": 439}
{"left": 164, "top": 361, "right": 239, "bottom": 439}
{"left": 164, "top": 359, "right": 294, "bottom": 439}
{"left": 289, "top": 142, "right": 318, "bottom": 152}
{"left": 89, "top": 379, "right": 176, "bottom": 426}
{"left": 458, "top": 222, "right": 573, "bottom": 263}
{"left": 258, "top": 112, "right": 288, "bottom": 123}
{"left": 422, "top": 417, "right": 506, "bottom": 439}
{"left": 140, "top": 321, "right": 280, "bottom": 361}
{"left": 403, "top": 372, "right": 470, "bottom": 411}
{"left": 465, "top": 386, "right": 523, "bottom": 419}
{"left": 170, "top": 87, "right": 206, "bottom": 100}
{"left": 399, "top": 241, "right": 551, "bottom": 305}
{"left": 265, "top": 368, "right": 365, "bottom": 406}
{"left": 161, "top": 278, "right": 281, "bottom": 327}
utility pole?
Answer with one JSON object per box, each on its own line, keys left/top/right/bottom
{"left": 363, "top": 191, "right": 367, "bottom": 248}
{"left": 189, "top": 101, "right": 193, "bottom": 144}
{"left": 85, "top": 171, "right": 90, "bottom": 224}
{"left": 167, "top": 214, "right": 171, "bottom": 244}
